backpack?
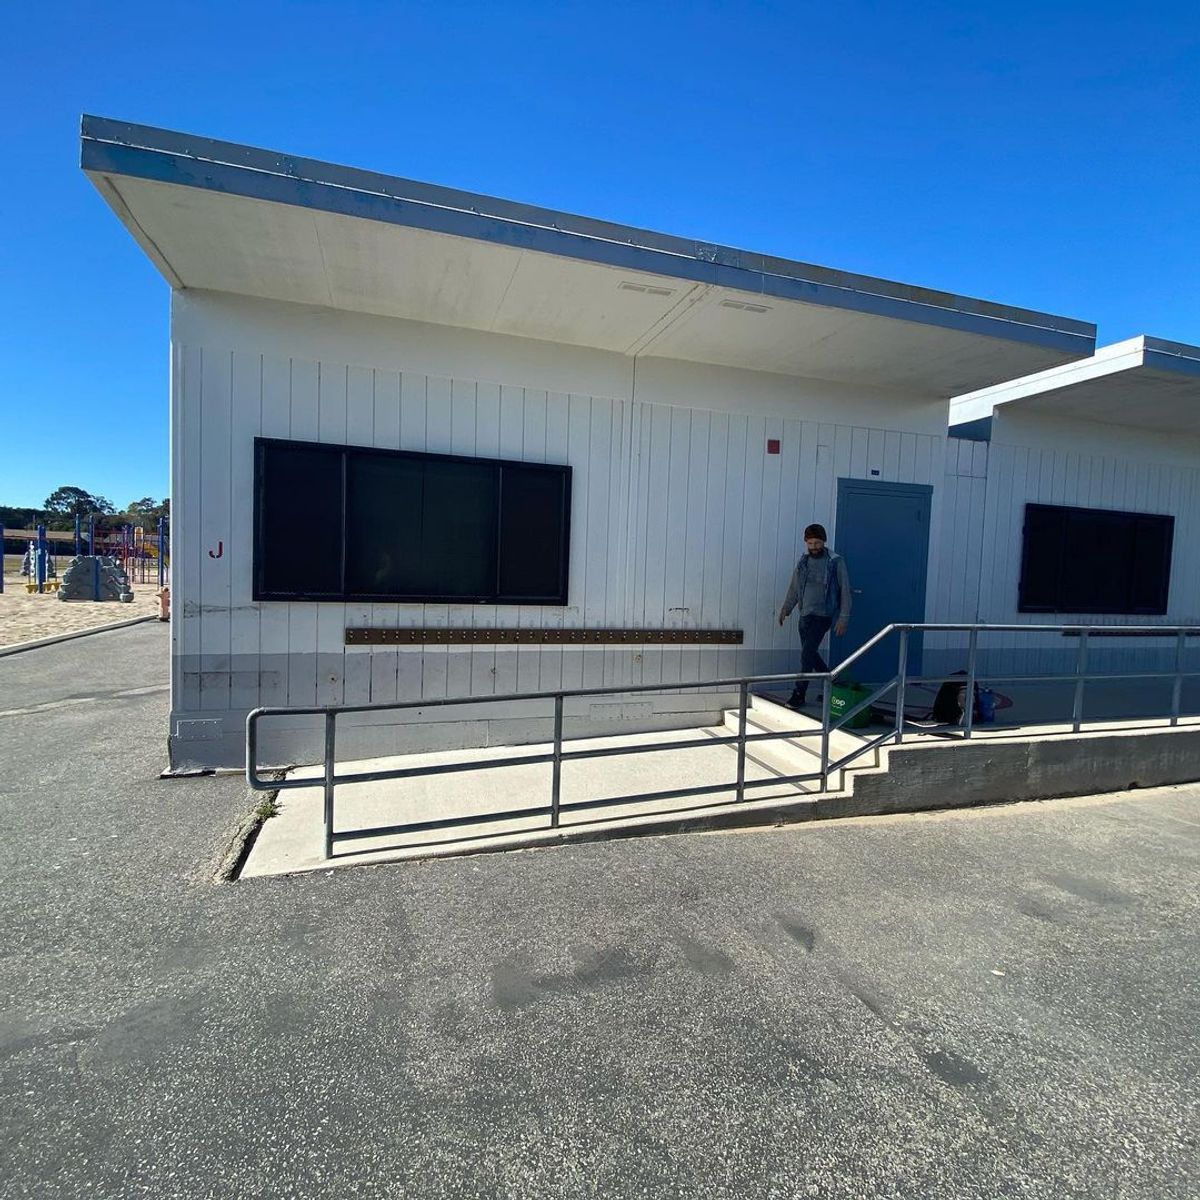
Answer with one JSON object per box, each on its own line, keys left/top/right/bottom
{"left": 932, "top": 671, "right": 984, "bottom": 725}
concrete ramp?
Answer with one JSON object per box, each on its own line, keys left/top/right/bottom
{"left": 242, "top": 715, "right": 826, "bottom": 877}
{"left": 240, "top": 699, "right": 1200, "bottom": 877}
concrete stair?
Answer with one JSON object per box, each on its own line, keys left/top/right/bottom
{"left": 721, "top": 694, "right": 886, "bottom": 793}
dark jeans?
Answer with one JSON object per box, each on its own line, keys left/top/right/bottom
{"left": 790, "top": 614, "right": 832, "bottom": 703}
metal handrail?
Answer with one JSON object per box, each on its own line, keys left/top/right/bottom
{"left": 247, "top": 622, "right": 1200, "bottom": 858}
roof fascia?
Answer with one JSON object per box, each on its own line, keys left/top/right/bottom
{"left": 949, "top": 340, "right": 1148, "bottom": 425}
{"left": 949, "top": 334, "right": 1200, "bottom": 430}
{"left": 1142, "top": 338, "right": 1200, "bottom": 381}
{"left": 81, "top": 115, "right": 1096, "bottom": 357}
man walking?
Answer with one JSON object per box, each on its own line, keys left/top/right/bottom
{"left": 777, "top": 523, "right": 851, "bottom": 710}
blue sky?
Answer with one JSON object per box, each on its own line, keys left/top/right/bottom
{"left": 1, "top": 1, "right": 1197, "bottom": 509}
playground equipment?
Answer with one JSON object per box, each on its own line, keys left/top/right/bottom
{"left": 58, "top": 556, "right": 134, "bottom": 602}
{"left": 21, "top": 526, "right": 59, "bottom": 593}
{"left": 4, "top": 516, "right": 168, "bottom": 598}
{"left": 87, "top": 519, "right": 169, "bottom": 585}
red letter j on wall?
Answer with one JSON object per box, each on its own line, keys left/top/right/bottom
{"left": 208, "top": 541, "right": 223, "bottom": 559}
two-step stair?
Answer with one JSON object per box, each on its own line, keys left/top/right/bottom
{"left": 722, "top": 693, "right": 885, "bottom": 794}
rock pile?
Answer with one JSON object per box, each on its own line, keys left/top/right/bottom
{"left": 57, "top": 556, "right": 135, "bottom": 602}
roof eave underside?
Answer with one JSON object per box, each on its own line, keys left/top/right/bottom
{"left": 950, "top": 339, "right": 1200, "bottom": 434}
{"left": 80, "top": 115, "right": 1097, "bottom": 378}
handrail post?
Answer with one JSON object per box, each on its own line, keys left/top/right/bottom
{"left": 962, "top": 628, "right": 978, "bottom": 739}
{"left": 323, "top": 711, "right": 336, "bottom": 860}
{"left": 246, "top": 711, "right": 258, "bottom": 788}
{"left": 1171, "top": 630, "right": 1186, "bottom": 727}
{"left": 735, "top": 682, "right": 748, "bottom": 802}
{"left": 819, "top": 685, "right": 831, "bottom": 792}
{"left": 1072, "top": 631, "right": 1089, "bottom": 734}
{"left": 894, "top": 628, "right": 909, "bottom": 745}
{"left": 551, "top": 694, "right": 564, "bottom": 827}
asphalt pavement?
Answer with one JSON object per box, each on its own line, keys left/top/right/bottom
{"left": 1, "top": 623, "right": 1197, "bottom": 1199}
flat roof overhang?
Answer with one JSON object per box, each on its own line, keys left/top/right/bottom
{"left": 950, "top": 336, "right": 1200, "bottom": 435}
{"left": 81, "top": 115, "right": 1096, "bottom": 396}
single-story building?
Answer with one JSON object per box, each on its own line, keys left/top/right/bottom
{"left": 80, "top": 116, "right": 1197, "bottom": 770}
{"left": 943, "top": 336, "right": 1200, "bottom": 682}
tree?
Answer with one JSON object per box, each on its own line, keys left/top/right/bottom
{"left": 0, "top": 505, "right": 43, "bottom": 530}
{"left": 43, "top": 487, "right": 114, "bottom": 519}
{"left": 125, "top": 496, "right": 169, "bottom": 531}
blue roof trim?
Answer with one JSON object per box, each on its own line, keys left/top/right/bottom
{"left": 948, "top": 416, "right": 993, "bottom": 442}
{"left": 1143, "top": 342, "right": 1200, "bottom": 381}
{"left": 80, "top": 116, "right": 1097, "bottom": 356}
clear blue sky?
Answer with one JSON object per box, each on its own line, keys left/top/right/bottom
{"left": 2, "top": 1, "right": 1197, "bottom": 509}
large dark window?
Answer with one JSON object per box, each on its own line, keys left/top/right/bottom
{"left": 1018, "top": 503, "right": 1174, "bottom": 615}
{"left": 254, "top": 438, "right": 571, "bottom": 604}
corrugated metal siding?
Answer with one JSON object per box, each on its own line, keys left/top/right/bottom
{"left": 177, "top": 341, "right": 947, "bottom": 713}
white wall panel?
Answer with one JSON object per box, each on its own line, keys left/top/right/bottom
{"left": 229, "top": 350, "right": 262, "bottom": 714}
{"left": 257, "top": 355, "right": 292, "bottom": 708}
{"left": 175, "top": 345, "right": 203, "bottom": 715}
{"left": 315, "top": 363, "right": 348, "bottom": 708}
{"left": 198, "top": 348, "right": 231, "bottom": 713}
{"left": 343, "top": 365, "right": 374, "bottom": 707}
{"left": 285, "top": 359, "right": 319, "bottom": 708}
{"left": 368, "top": 368, "right": 402, "bottom": 706}
{"left": 470, "top": 381, "right": 502, "bottom": 696}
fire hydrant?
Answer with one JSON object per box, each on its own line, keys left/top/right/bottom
{"left": 156, "top": 586, "right": 171, "bottom": 621}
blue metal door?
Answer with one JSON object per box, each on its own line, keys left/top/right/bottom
{"left": 833, "top": 479, "right": 932, "bottom": 683}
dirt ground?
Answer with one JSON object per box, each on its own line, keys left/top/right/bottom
{"left": 0, "top": 565, "right": 163, "bottom": 649}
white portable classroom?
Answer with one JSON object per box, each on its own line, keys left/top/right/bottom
{"left": 940, "top": 337, "right": 1200, "bottom": 691}
{"left": 83, "top": 116, "right": 1110, "bottom": 770}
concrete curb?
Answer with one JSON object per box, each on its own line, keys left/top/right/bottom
{"left": 215, "top": 775, "right": 287, "bottom": 882}
{"left": 0, "top": 615, "right": 160, "bottom": 658}
{"left": 243, "top": 791, "right": 831, "bottom": 879}
{"left": 214, "top": 804, "right": 268, "bottom": 883}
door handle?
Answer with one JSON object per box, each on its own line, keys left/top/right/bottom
{"left": 852, "top": 589, "right": 863, "bottom": 595}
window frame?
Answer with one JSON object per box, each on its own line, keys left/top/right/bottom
{"left": 1017, "top": 501, "right": 1174, "bottom": 616}
{"left": 252, "top": 436, "right": 572, "bottom": 605}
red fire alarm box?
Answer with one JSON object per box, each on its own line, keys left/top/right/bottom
{"left": 767, "top": 438, "right": 781, "bottom": 454}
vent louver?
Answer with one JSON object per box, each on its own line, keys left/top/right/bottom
{"left": 719, "top": 299, "right": 771, "bottom": 313}
{"left": 618, "top": 281, "right": 676, "bottom": 297}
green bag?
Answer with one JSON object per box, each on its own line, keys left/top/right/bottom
{"left": 830, "top": 682, "right": 874, "bottom": 729}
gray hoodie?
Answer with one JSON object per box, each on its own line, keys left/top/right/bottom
{"left": 780, "top": 550, "right": 851, "bottom": 624}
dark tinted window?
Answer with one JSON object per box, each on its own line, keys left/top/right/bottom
{"left": 498, "top": 466, "right": 570, "bottom": 601}
{"left": 1016, "top": 505, "right": 1064, "bottom": 610}
{"left": 256, "top": 442, "right": 343, "bottom": 597}
{"left": 1129, "top": 515, "right": 1174, "bottom": 612}
{"left": 345, "top": 454, "right": 497, "bottom": 598}
{"left": 254, "top": 438, "right": 570, "bottom": 604}
{"left": 344, "top": 452, "right": 424, "bottom": 596}
{"left": 1018, "top": 503, "right": 1173, "bottom": 615}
